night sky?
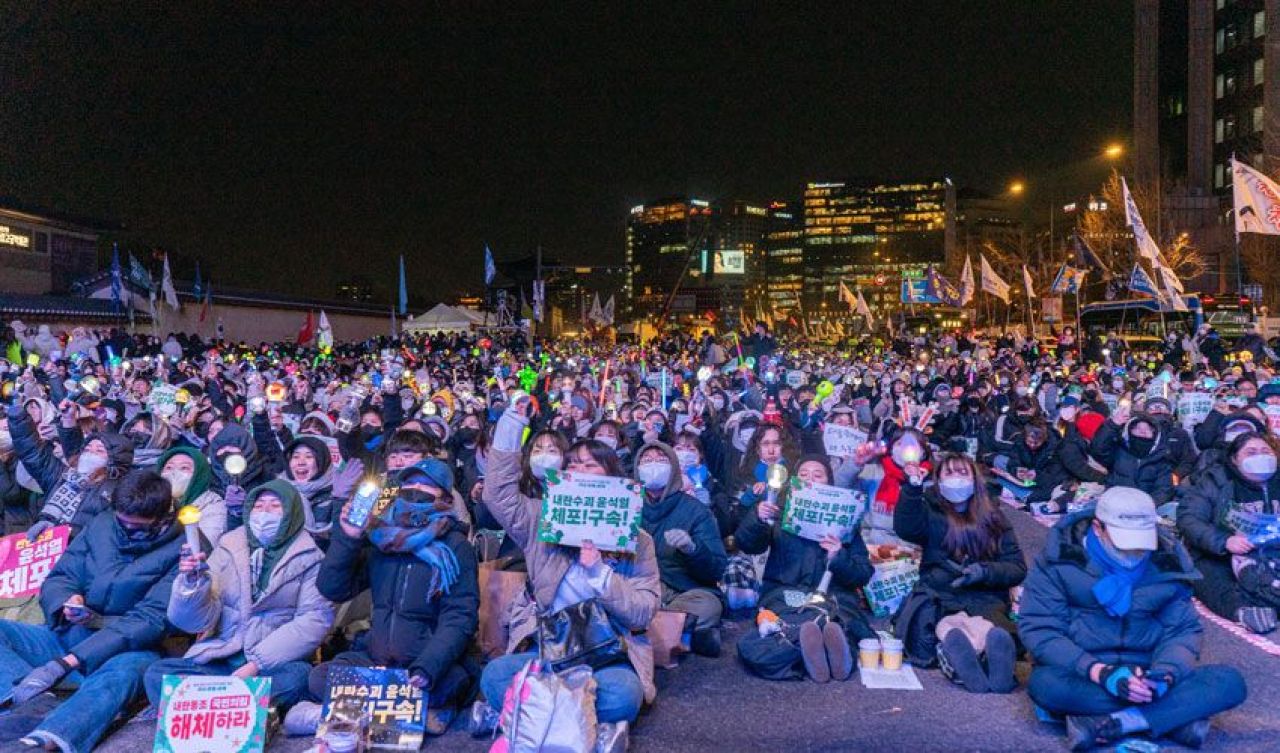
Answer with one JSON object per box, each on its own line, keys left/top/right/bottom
{"left": 0, "top": 2, "right": 1132, "bottom": 304}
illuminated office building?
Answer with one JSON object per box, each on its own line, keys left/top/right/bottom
{"left": 764, "top": 202, "right": 803, "bottom": 316}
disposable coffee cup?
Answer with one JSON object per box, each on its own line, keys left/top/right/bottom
{"left": 880, "top": 637, "right": 904, "bottom": 671}
{"left": 858, "top": 638, "right": 881, "bottom": 669}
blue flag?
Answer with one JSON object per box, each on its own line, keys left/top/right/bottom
{"left": 1128, "top": 263, "right": 1159, "bottom": 298}
{"left": 484, "top": 245, "right": 496, "bottom": 286}
{"left": 193, "top": 262, "right": 203, "bottom": 299}
{"left": 110, "top": 243, "right": 123, "bottom": 311}
{"left": 397, "top": 255, "right": 408, "bottom": 315}
{"left": 1072, "top": 233, "right": 1109, "bottom": 275}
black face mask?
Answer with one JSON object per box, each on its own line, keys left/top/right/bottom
{"left": 397, "top": 487, "right": 439, "bottom": 505}
{"left": 359, "top": 425, "right": 381, "bottom": 442}
{"left": 455, "top": 427, "right": 479, "bottom": 444}
{"left": 1128, "top": 436, "right": 1155, "bottom": 456}
{"left": 127, "top": 431, "right": 151, "bottom": 448}
{"left": 116, "top": 515, "right": 168, "bottom": 543}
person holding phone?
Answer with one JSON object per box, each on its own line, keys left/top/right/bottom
{"left": 1090, "top": 404, "right": 1178, "bottom": 504}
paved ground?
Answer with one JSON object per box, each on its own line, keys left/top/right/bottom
{"left": 44, "top": 510, "right": 1280, "bottom": 751}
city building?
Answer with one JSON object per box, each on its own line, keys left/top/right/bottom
{"left": 336, "top": 276, "right": 376, "bottom": 303}
{"left": 764, "top": 201, "right": 804, "bottom": 317}
{"left": 0, "top": 199, "right": 117, "bottom": 296}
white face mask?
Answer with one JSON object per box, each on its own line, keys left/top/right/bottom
{"left": 529, "top": 453, "right": 562, "bottom": 480}
{"left": 1241, "top": 453, "right": 1278, "bottom": 480}
{"left": 163, "top": 469, "right": 194, "bottom": 500}
{"left": 938, "top": 477, "right": 974, "bottom": 504}
{"left": 77, "top": 452, "right": 108, "bottom": 476}
{"left": 249, "top": 511, "right": 283, "bottom": 545}
{"left": 596, "top": 434, "right": 618, "bottom": 450}
{"left": 675, "top": 448, "right": 699, "bottom": 470}
{"left": 638, "top": 462, "right": 671, "bottom": 491}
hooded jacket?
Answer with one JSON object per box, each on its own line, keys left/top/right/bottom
{"left": 1006, "top": 429, "right": 1069, "bottom": 501}
{"left": 1089, "top": 418, "right": 1177, "bottom": 503}
{"left": 1057, "top": 422, "right": 1108, "bottom": 484}
{"left": 1019, "top": 512, "right": 1202, "bottom": 682}
{"left": 635, "top": 441, "right": 727, "bottom": 596}
{"left": 155, "top": 446, "right": 227, "bottom": 547}
{"left": 1176, "top": 460, "right": 1280, "bottom": 559}
{"left": 281, "top": 436, "right": 340, "bottom": 540}
{"left": 168, "top": 481, "right": 334, "bottom": 670}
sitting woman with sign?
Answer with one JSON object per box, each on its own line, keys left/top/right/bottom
{"left": 734, "top": 455, "right": 876, "bottom": 683}
{"left": 144, "top": 480, "right": 334, "bottom": 711}
{"left": 893, "top": 453, "right": 1025, "bottom": 694}
{"left": 1176, "top": 432, "right": 1280, "bottom": 633}
{"left": 478, "top": 397, "right": 660, "bottom": 744}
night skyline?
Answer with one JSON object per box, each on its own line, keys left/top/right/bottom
{"left": 1, "top": 3, "right": 1132, "bottom": 304}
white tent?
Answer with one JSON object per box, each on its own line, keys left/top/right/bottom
{"left": 403, "top": 303, "right": 476, "bottom": 334}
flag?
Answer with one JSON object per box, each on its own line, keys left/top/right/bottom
{"left": 959, "top": 255, "right": 975, "bottom": 305}
{"left": 484, "top": 245, "right": 497, "bottom": 286}
{"left": 297, "top": 310, "right": 316, "bottom": 345}
{"left": 589, "top": 293, "right": 604, "bottom": 326}
{"left": 397, "top": 255, "right": 408, "bottom": 316}
{"left": 1022, "top": 265, "right": 1036, "bottom": 300}
{"left": 161, "top": 253, "right": 179, "bottom": 309}
{"left": 854, "top": 289, "right": 874, "bottom": 326}
{"left": 1151, "top": 255, "right": 1184, "bottom": 294}
{"left": 1128, "top": 263, "right": 1159, "bottom": 298}
{"left": 1071, "top": 232, "right": 1110, "bottom": 275}
{"left": 110, "top": 243, "right": 123, "bottom": 310}
{"left": 602, "top": 295, "right": 615, "bottom": 326}
{"left": 128, "top": 253, "right": 153, "bottom": 293}
{"left": 1121, "top": 177, "right": 1167, "bottom": 265}
{"left": 1155, "top": 263, "right": 1188, "bottom": 310}
{"left": 317, "top": 310, "right": 333, "bottom": 350}
{"left": 1232, "top": 156, "right": 1280, "bottom": 235}
{"left": 838, "top": 281, "right": 857, "bottom": 311}
{"left": 199, "top": 282, "right": 212, "bottom": 323}
{"left": 925, "top": 264, "right": 962, "bottom": 306}
{"left": 532, "top": 279, "right": 545, "bottom": 322}
{"left": 193, "top": 262, "right": 203, "bottom": 299}
{"left": 1050, "top": 264, "right": 1087, "bottom": 295}
{"left": 979, "top": 254, "right": 1010, "bottom": 303}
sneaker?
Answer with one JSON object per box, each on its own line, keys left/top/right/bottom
{"left": 984, "top": 627, "right": 1017, "bottom": 694}
{"left": 798, "top": 621, "right": 830, "bottom": 683}
{"left": 1236, "top": 606, "right": 1278, "bottom": 634}
{"left": 690, "top": 627, "right": 722, "bottom": 658}
{"left": 283, "top": 701, "right": 322, "bottom": 737}
{"left": 596, "top": 720, "right": 629, "bottom": 753}
{"left": 1164, "top": 718, "right": 1211, "bottom": 749}
{"left": 938, "top": 629, "right": 989, "bottom": 693}
{"left": 468, "top": 700, "right": 499, "bottom": 738}
{"left": 424, "top": 706, "right": 455, "bottom": 736}
{"left": 821, "top": 621, "right": 853, "bottom": 681}
{"left": 1065, "top": 714, "right": 1125, "bottom": 751}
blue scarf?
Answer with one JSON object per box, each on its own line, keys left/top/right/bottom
{"left": 367, "top": 494, "right": 460, "bottom": 595}
{"left": 1084, "top": 529, "right": 1150, "bottom": 617}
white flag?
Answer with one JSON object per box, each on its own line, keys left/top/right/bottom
{"left": 1022, "top": 265, "right": 1036, "bottom": 300}
{"left": 589, "top": 293, "right": 604, "bottom": 325}
{"left": 979, "top": 254, "right": 1010, "bottom": 303}
{"left": 854, "top": 289, "right": 874, "bottom": 325}
{"left": 1121, "top": 177, "right": 1167, "bottom": 265}
{"left": 959, "top": 255, "right": 975, "bottom": 306}
{"left": 1232, "top": 157, "right": 1280, "bottom": 235}
{"left": 317, "top": 310, "right": 333, "bottom": 350}
{"left": 602, "top": 295, "right": 615, "bottom": 326}
{"left": 161, "top": 254, "right": 179, "bottom": 310}
{"left": 1155, "top": 263, "right": 1187, "bottom": 310}
{"left": 839, "top": 281, "right": 857, "bottom": 311}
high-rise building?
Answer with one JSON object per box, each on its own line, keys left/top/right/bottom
{"left": 764, "top": 201, "right": 803, "bottom": 317}
{"left": 716, "top": 200, "right": 769, "bottom": 316}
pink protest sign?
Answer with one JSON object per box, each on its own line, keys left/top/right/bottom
{"left": 0, "top": 526, "right": 70, "bottom": 600}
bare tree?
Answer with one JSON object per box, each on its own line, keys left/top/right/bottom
{"left": 1078, "top": 170, "right": 1207, "bottom": 283}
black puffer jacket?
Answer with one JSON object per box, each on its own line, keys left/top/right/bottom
{"left": 1176, "top": 461, "right": 1280, "bottom": 559}
{"left": 636, "top": 442, "right": 727, "bottom": 596}
{"left": 1089, "top": 418, "right": 1176, "bottom": 503}
{"left": 1057, "top": 423, "right": 1108, "bottom": 484}
{"left": 1007, "top": 431, "right": 1069, "bottom": 502}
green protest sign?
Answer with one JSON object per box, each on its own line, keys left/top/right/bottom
{"left": 537, "top": 470, "right": 644, "bottom": 553}
{"left": 780, "top": 478, "right": 867, "bottom": 543}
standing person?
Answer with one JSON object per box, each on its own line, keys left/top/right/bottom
{"left": 1020, "top": 487, "right": 1247, "bottom": 750}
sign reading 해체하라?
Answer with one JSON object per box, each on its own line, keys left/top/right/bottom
{"left": 154, "top": 675, "right": 271, "bottom": 753}
{"left": 537, "top": 470, "right": 644, "bottom": 553}
{"left": 780, "top": 478, "right": 867, "bottom": 544}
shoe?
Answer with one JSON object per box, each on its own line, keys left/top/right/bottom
{"left": 821, "top": 621, "right": 853, "bottom": 681}
{"left": 798, "top": 621, "right": 831, "bottom": 683}
{"left": 468, "top": 699, "right": 500, "bottom": 738}
{"left": 424, "top": 706, "right": 455, "bottom": 736}
{"left": 984, "top": 627, "right": 1017, "bottom": 694}
{"left": 1164, "top": 719, "right": 1211, "bottom": 749}
{"left": 1033, "top": 704, "right": 1065, "bottom": 726}
{"left": 1064, "top": 714, "right": 1125, "bottom": 751}
{"left": 1236, "top": 606, "right": 1278, "bottom": 634}
{"left": 938, "top": 630, "right": 989, "bottom": 693}
{"left": 283, "top": 701, "right": 322, "bottom": 737}
{"left": 596, "top": 720, "right": 629, "bottom": 753}
{"left": 690, "top": 627, "right": 722, "bottom": 658}
{"left": 0, "top": 693, "right": 58, "bottom": 741}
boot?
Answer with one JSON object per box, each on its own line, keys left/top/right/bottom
{"left": 984, "top": 627, "right": 1017, "bottom": 693}
{"left": 798, "top": 621, "right": 831, "bottom": 683}
{"left": 937, "top": 629, "right": 988, "bottom": 693}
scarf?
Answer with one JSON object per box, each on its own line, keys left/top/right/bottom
{"left": 245, "top": 480, "right": 306, "bottom": 599}
{"left": 1085, "top": 529, "right": 1150, "bottom": 617}
{"left": 155, "top": 447, "right": 212, "bottom": 506}
{"left": 285, "top": 466, "right": 336, "bottom": 533}
{"left": 367, "top": 493, "right": 460, "bottom": 596}
{"left": 876, "top": 456, "right": 931, "bottom": 513}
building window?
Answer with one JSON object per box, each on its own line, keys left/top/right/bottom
{"left": 1216, "top": 163, "right": 1225, "bottom": 189}
{"left": 1255, "top": 11, "right": 1265, "bottom": 38}
{"left": 1256, "top": 57, "right": 1265, "bottom": 85}
{"left": 1216, "top": 73, "right": 1225, "bottom": 98}
{"left": 1216, "top": 117, "right": 1225, "bottom": 143}
{"left": 1254, "top": 105, "right": 1264, "bottom": 132}
{"left": 1217, "top": 29, "right": 1225, "bottom": 54}
{"left": 1225, "top": 114, "right": 1237, "bottom": 139}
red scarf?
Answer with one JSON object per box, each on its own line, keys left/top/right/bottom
{"left": 876, "top": 455, "right": 931, "bottom": 513}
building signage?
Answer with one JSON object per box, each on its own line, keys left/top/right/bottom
{"left": 0, "top": 225, "right": 30, "bottom": 249}
{"left": 713, "top": 250, "right": 745, "bottom": 275}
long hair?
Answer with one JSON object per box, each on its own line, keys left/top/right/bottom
{"left": 742, "top": 422, "right": 797, "bottom": 477}
{"left": 520, "top": 429, "right": 569, "bottom": 498}
{"left": 931, "top": 453, "right": 1007, "bottom": 562}
{"left": 566, "top": 438, "right": 625, "bottom": 478}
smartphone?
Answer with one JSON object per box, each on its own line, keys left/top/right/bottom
{"left": 63, "top": 601, "right": 87, "bottom": 619}
{"left": 346, "top": 481, "right": 382, "bottom": 528}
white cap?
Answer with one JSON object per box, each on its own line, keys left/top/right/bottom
{"left": 1095, "top": 487, "right": 1158, "bottom": 551}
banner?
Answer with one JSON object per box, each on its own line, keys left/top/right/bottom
{"left": 822, "top": 422, "right": 868, "bottom": 458}
{"left": 1041, "top": 297, "right": 1062, "bottom": 323}
{"left": 538, "top": 470, "right": 644, "bottom": 553}
{"left": 781, "top": 479, "right": 867, "bottom": 543}
{"left": 319, "top": 666, "right": 424, "bottom": 751}
{"left": 1232, "top": 156, "right": 1280, "bottom": 235}
{"left": 959, "top": 255, "right": 975, "bottom": 305}
{"left": 147, "top": 384, "right": 180, "bottom": 419}
{"left": 1177, "top": 392, "right": 1214, "bottom": 431}
{"left": 0, "top": 526, "right": 69, "bottom": 600}
{"left": 154, "top": 675, "right": 271, "bottom": 753}
{"left": 865, "top": 558, "right": 920, "bottom": 617}
{"left": 1122, "top": 176, "right": 1167, "bottom": 266}
{"left": 979, "top": 254, "right": 1009, "bottom": 303}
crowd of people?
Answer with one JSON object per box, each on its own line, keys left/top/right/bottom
{"left": 0, "top": 316, "right": 1273, "bottom": 751}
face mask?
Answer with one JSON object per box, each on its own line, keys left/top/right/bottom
{"left": 1112, "top": 380, "right": 1124, "bottom": 391}
{"left": 530, "top": 453, "right": 561, "bottom": 480}
{"left": 1128, "top": 436, "right": 1154, "bottom": 455}
{"left": 163, "top": 469, "right": 193, "bottom": 500}
{"left": 0, "top": 428, "right": 11, "bottom": 452}
{"left": 117, "top": 516, "right": 165, "bottom": 543}
{"left": 77, "top": 453, "right": 108, "bottom": 476}
{"left": 675, "top": 448, "right": 699, "bottom": 470}
{"left": 637, "top": 462, "right": 671, "bottom": 491}
{"left": 711, "top": 397, "right": 725, "bottom": 411}
{"left": 733, "top": 428, "right": 755, "bottom": 453}
{"left": 1059, "top": 407, "right": 1077, "bottom": 422}
{"left": 1099, "top": 530, "right": 1149, "bottom": 567}
{"left": 1013, "top": 385, "right": 1028, "bottom": 397}
{"left": 249, "top": 511, "right": 283, "bottom": 545}
{"left": 127, "top": 431, "right": 151, "bottom": 448}
{"left": 455, "top": 427, "right": 478, "bottom": 445}
{"left": 938, "top": 477, "right": 974, "bottom": 504}
{"left": 1241, "top": 453, "right": 1278, "bottom": 480}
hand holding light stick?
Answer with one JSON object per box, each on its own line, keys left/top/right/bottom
{"left": 763, "top": 463, "right": 789, "bottom": 525}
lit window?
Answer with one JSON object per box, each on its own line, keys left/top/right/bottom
{"left": 1215, "top": 118, "right": 1225, "bottom": 143}
{"left": 1216, "top": 74, "right": 1225, "bottom": 98}
{"left": 1254, "top": 105, "right": 1264, "bottom": 132}
{"left": 1215, "top": 164, "right": 1225, "bottom": 189}
{"left": 1256, "top": 57, "right": 1265, "bottom": 85}
{"left": 1255, "top": 11, "right": 1265, "bottom": 38}
{"left": 1217, "top": 29, "right": 1225, "bottom": 54}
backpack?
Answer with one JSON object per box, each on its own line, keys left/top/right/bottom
{"left": 891, "top": 586, "right": 943, "bottom": 668}
{"left": 490, "top": 660, "right": 598, "bottom": 753}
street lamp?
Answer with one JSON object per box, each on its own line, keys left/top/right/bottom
{"left": 1104, "top": 143, "right": 1124, "bottom": 160}
{"left": 1008, "top": 180, "right": 1026, "bottom": 196}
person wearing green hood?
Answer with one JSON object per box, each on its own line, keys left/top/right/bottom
{"left": 142, "top": 480, "right": 334, "bottom": 710}
{"left": 156, "top": 447, "right": 227, "bottom": 548}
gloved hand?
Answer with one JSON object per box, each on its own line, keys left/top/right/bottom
{"left": 1143, "top": 670, "right": 1175, "bottom": 699}
{"left": 331, "top": 459, "right": 364, "bottom": 502}
{"left": 1237, "top": 606, "right": 1278, "bottom": 634}
{"left": 950, "top": 563, "right": 987, "bottom": 588}
{"left": 24, "top": 519, "right": 52, "bottom": 542}
{"left": 664, "top": 529, "right": 696, "bottom": 554}
{"left": 5, "top": 658, "right": 70, "bottom": 706}
{"left": 492, "top": 399, "right": 529, "bottom": 452}
{"left": 223, "top": 485, "right": 247, "bottom": 513}
{"left": 1097, "top": 664, "right": 1146, "bottom": 699}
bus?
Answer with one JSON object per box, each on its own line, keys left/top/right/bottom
{"left": 1078, "top": 295, "right": 1203, "bottom": 347}
{"left": 1199, "top": 293, "right": 1256, "bottom": 342}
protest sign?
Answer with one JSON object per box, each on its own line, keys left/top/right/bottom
{"left": 1177, "top": 392, "right": 1214, "bottom": 431}
{"left": 537, "top": 470, "right": 644, "bottom": 553}
{"left": 781, "top": 479, "right": 867, "bottom": 543}
{"left": 154, "top": 675, "right": 271, "bottom": 753}
{"left": 0, "top": 526, "right": 69, "bottom": 600}
{"left": 1266, "top": 405, "right": 1280, "bottom": 437}
{"left": 319, "top": 666, "right": 425, "bottom": 751}
{"left": 785, "top": 370, "right": 806, "bottom": 388}
{"left": 148, "top": 384, "right": 180, "bottom": 419}
{"left": 822, "top": 423, "right": 868, "bottom": 458}
{"left": 1225, "top": 508, "right": 1280, "bottom": 546}
{"left": 1145, "top": 379, "right": 1170, "bottom": 401}
{"left": 864, "top": 558, "right": 920, "bottom": 617}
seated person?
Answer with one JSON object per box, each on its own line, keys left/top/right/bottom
{"left": 635, "top": 441, "right": 728, "bottom": 656}
{"left": 144, "top": 480, "right": 334, "bottom": 711}
{"left": 155, "top": 447, "right": 227, "bottom": 547}
{"left": 1020, "top": 486, "right": 1247, "bottom": 750}
{"left": 1090, "top": 406, "right": 1176, "bottom": 504}
{"left": 0, "top": 471, "right": 182, "bottom": 752}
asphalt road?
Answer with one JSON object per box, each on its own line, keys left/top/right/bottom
{"left": 67, "top": 509, "right": 1280, "bottom": 751}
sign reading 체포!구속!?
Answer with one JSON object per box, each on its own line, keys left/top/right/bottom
{"left": 537, "top": 470, "right": 644, "bottom": 553}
